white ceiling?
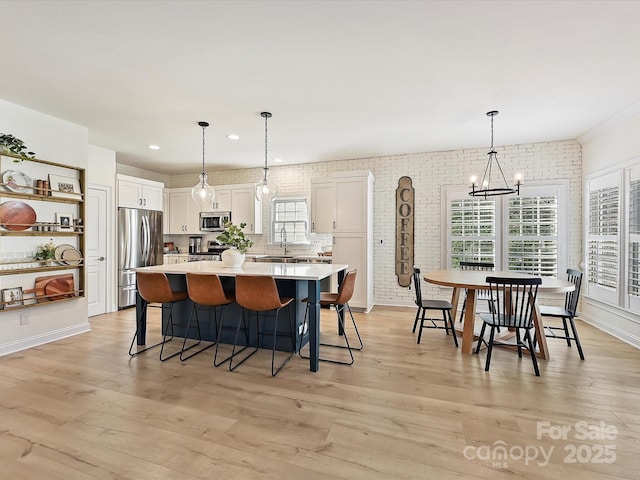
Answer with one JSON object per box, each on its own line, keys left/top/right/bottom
{"left": 1, "top": 1, "right": 640, "bottom": 174}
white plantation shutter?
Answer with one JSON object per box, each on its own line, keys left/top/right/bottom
{"left": 507, "top": 195, "right": 558, "bottom": 276}
{"left": 444, "top": 183, "right": 567, "bottom": 273}
{"left": 586, "top": 172, "right": 621, "bottom": 304}
{"left": 449, "top": 196, "right": 496, "bottom": 268}
{"left": 628, "top": 168, "right": 640, "bottom": 309}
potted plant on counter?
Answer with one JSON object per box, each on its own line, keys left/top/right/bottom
{"left": 216, "top": 221, "right": 253, "bottom": 267}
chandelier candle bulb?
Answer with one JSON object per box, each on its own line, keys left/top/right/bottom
{"left": 469, "top": 175, "right": 478, "bottom": 187}
{"left": 514, "top": 172, "right": 524, "bottom": 185}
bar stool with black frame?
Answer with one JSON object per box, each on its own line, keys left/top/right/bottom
{"left": 475, "top": 276, "right": 542, "bottom": 376}
{"left": 411, "top": 266, "right": 458, "bottom": 347}
{"left": 231, "top": 275, "right": 296, "bottom": 377}
{"left": 182, "top": 273, "right": 236, "bottom": 363}
{"left": 298, "top": 269, "right": 362, "bottom": 366}
{"left": 128, "top": 271, "right": 189, "bottom": 361}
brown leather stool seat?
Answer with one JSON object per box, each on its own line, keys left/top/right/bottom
{"left": 299, "top": 269, "right": 362, "bottom": 365}
{"left": 129, "top": 271, "right": 188, "bottom": 361}
{"left": 183, "top": 273, "right": 235, "bottom": 364}
{"left": 231, "top": 275, "right": 295, "bottom": 376}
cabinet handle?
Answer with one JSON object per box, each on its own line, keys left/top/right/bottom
{"left": 139, "top": 198, "right": 143, "bottom": 206}
{"left": 312, "top": 222, "right": 315, "bottom": 230}
{"left": 333, "top": 221, "right": 336, "bottom": 229}
{"left": 143, "top": 198, "right": 147, "bottom": 206}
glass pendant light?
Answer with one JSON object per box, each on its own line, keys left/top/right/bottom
{"left": 255, "top": 111, "right": 278, "bottom": 201}
{"left": 191, "top": 121, "right": 216, "bottom": 206}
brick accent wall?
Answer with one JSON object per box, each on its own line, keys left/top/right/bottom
{"left": 165, "top": 139, "right": 583, "bottom": 306}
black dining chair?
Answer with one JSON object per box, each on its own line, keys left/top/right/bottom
{"left": 411, "top": 266, "right": 458, "bottom": 347}
{"left": 475, "top": 276, "right": 542, "bottom": 376}
{"left": 458, "top": 261, "right": 496, "bottom": 322}
{"left": 539, "top": 268, "right": 585, "bottom": 360}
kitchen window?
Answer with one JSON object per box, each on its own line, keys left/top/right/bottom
{"left": 443, "top": 182, "right": 567, "bottom": 277}
{"left": 270, "top": 197, "right": 310, "bottom": 245}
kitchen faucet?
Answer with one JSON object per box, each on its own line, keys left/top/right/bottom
{"left": 280, "top": 226, "right": 289, "bottom": 255}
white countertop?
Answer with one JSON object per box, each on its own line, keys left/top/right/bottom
{"left": 135, "top": 260, "right": 347, "bottom": 280}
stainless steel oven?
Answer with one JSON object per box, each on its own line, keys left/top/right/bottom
{"left": 199, "top": 211, "right": 231, "bottom": 232}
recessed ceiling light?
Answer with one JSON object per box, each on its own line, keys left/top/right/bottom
{"left": 274, "top": 158, "right": 282, "bottom": 162}
{"left": 148, "top": 144, "right": 160, "bottom": 150}
{"left": 227, "top": 134, "right": 240, "bottom": 140}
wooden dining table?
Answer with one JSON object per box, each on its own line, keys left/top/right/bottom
{"left": 423, "top": 269, "right": 575, "bottom": 359}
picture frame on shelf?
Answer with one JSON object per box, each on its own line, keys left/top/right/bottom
{"left": 1, "top": 286, "right": 24, "bottom": 309}
{"left": 48, "top": 174, "right": 82, "bottom": 200}
{"left": 55, "top": 212, "right": 74, "bottom": 232}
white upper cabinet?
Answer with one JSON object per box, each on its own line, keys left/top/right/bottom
{"left": 310, "top": 178, "right": 335, "bottom": 233}
{"left": 212, "top": 186, "right": 231, "bottom": 212}
{"left": 117, "top": 174, "right": 164, "bottom": 211}
{"left": 334, "top": 173, "right": 372, "bottom": 233}
{"left": 167, "top": 188, "right": 201, "bottom": 234}
{"left": 230, "top": 185, "right": 262, "bottom": 234}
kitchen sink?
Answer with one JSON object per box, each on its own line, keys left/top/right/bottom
{"left": 254, "top": 255, "right": 297, "bottom": 263}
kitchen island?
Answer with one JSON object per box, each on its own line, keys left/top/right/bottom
{"left": 133, "top": 260, "right": 348, "bottom": 372}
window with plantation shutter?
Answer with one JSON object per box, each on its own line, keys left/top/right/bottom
{"left": 448, "top": 196, "right": 496, "bottom": 268}
{"left": 271, "top": 197, "right": 310, "bottom": 245}
{"left": 586, "top": 172, "right": 621, "bottom": 304}
{"left": 507, "top": 194, "right": 559, "bottom": 277}
{"left": 444, "top": 183, "right": 567, "bottom": 275}
{"left": 628, "top": 170, "right": 640, "bottom": 309}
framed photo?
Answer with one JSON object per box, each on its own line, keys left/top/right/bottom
{"left": 1, "top": 287, "right": 24, "bottom": 309}
{"left": 56, "top": 212, "right": 74, "bottom": 232}
{"left": 48, "top": 174, "right": 82, "bottom": 199}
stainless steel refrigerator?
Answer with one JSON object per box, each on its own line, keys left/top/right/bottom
{"left": 118, "top": 208, "right": 163, "bottom": 309}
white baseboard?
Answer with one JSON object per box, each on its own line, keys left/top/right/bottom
{"left": 0, "top": 323, "right": 91, "bottom": 357}
{"left": 579, "top": 314, "right": 640, "bottom": 349}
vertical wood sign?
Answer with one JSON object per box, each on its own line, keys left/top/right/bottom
{"left": 396, "top": 176, "right": 414, "bottom": 287}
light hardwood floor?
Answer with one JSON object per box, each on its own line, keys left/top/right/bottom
{"left": 0, "top": 306, "right": 638, "bottom": 479}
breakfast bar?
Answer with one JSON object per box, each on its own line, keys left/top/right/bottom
{"left": 134, "top": 260, "right": 348, "bottom": 372}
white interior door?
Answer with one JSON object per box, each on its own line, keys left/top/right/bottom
{"left": 87, "top": 187, "right": 108, "bottom": 316}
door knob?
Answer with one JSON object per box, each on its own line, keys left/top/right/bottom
{"left": 98, "top": 256, "right": 105, "bottom": 261}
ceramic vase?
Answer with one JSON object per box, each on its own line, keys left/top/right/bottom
{"left": 221, "top": 248, "right": 245, "bottom": 268}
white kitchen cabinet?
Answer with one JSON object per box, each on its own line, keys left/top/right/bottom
{"left": 310, "top": 178, "right": 335, "bottom": 233}
{"left": 168, "top": 188, "right": 202, "bottom": 234}
{"left": 117, "top": 174, "right": 164, "bottom": 211}
{"left": 334, "top": 173, "right": 372, "bottom": 233}
{"left": 230, "top": 185, "right": 262, "bottom": 234}
{"left": 162, "top": 189, "right": 169, "bottom": 234}
{"left": 211, "top": 186, "right": 231, "bottom": 212}
{"left": 332, "top": 233, "right": 371, "bottom": 310}
{"left": 310, "top": 170, "right": 374, "bottom": 312}
{"left": 163, "top": 254, "right": 189, "bottom": 264}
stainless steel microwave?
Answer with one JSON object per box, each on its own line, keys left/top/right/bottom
{"left": 199, "top": 211, "right": 231, "bottom": 232}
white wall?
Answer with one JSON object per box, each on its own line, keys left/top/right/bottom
{"left": 0, "top": 98, "right": 89, "bottom": 355}
{"left": 579, "top": 108, "right": 640, "bottom": 348}
{"left": 159, "top": 139, "right": 582, "bottom": 307}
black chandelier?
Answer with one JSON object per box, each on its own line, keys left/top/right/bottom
{"left": 469, "top": 110, "right": 523, "bottom": 197}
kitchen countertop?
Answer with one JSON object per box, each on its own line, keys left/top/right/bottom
{"left": 135, "top": 260, "right": 346, "bottom": 280}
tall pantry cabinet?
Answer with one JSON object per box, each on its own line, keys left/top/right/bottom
{"left": 310, "top": 170, "right": 374, "bottom": 312}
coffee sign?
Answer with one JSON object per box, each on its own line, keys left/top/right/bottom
{"left": 396, "top": 176, "right": 414, "bottom": 287}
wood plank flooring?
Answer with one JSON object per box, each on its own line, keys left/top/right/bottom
{"left": 0, "top": 306, "right": 638, "bottom": 479}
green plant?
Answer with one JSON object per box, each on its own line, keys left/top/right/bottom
{"left": 34, "top": 240, "right": 56, "bottom": 261}
{"left": 0, "top": 133, "right": 36, "bottom": 161}
{"left": 216, "top": 221, "right": 253, "bottom": 254}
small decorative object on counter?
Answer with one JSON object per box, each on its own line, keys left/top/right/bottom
{"left": 217, "top": 221, "right": 253, "bottom": 267}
